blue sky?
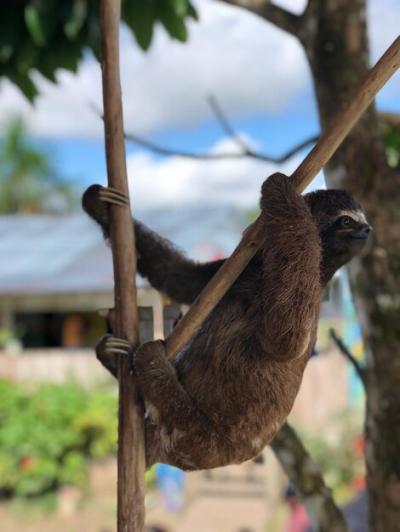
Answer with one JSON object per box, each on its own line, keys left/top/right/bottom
{"left": 0, "top": 0, "right": 399, "bottom": 209}
{"left": 37, "top": 101, "right": 321, "bottom": 189}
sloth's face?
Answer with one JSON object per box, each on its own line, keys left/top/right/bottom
{"left": 304, "top": 189, "right": 372, "bottom": 266}
{"left": 321, "top": 209, "right": 372, "bottom": 261}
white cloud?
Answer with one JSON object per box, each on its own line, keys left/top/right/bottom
{"left": 120, "top": 0, "right": 309, "bottom": 133}
{"left": 0, "top": 0, "right": 308, "bottom": 137}
{"left": 125, "top": 136, "right": 323, "bottom": 210}
{"left": 0, "top": 0, "right": 397, "bottom": 137}
{"left": 0, "top": 60, "right": 103, "bottom": 137}
{"left": 272, "top": 0, "right": 307, "bottom": 15}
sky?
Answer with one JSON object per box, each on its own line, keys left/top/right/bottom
{"left": 0, "top": 0, "right": 399, "bottom": 210}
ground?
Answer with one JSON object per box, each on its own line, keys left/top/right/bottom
{"left": 0, "top": 456, "right": 288, "bottom": 532}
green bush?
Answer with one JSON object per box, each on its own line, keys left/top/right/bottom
{"left": 0, "top": 379, "right": 118, "bottom": 497}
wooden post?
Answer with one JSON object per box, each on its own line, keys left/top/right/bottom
{"left": 165, "top": 35, "right": 400, "bottom": 361}
{"left": 100, "top": 1, "right": 145, "bottom": 531}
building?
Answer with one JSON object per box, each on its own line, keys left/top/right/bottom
{"left": 0, "top": 205, "right": 245, "bottom": 352}
{"left": 0, "top": 206, "right": 349, "bottom": 386}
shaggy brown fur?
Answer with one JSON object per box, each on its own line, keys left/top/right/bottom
{"left": 82, "top": 173, "right": 371, "bottom": 471}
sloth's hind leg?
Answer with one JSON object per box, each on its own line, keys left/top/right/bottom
{"left": 135, "top": 341, "right": 197, "bottom": 431}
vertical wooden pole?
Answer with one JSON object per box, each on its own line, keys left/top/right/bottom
{"left": 100, "top": 1, "right": 145, "bottom": 530}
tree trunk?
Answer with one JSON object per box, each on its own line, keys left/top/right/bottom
{"left": 301, "top": 2, "right": 400, "bottom": 530}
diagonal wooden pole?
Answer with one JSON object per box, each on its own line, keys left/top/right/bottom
{"left": 165, "top": 35, "right": 400, "bottom": 361}
{"left": 100, "top": 1, "right": 145, "bottom": 530}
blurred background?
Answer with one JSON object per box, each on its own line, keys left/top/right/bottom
{"left": 0, "top": 0, "right": 399, "bottom": 531}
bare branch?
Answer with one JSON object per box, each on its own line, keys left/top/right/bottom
{"left": 208, "top": 95, "right": 251, "bottom": 153}
{"left": 123, "top": 108, "right": 396, "bottom": 163}
{"left": 271, "top": 422, "right": 348, "bottom": 532}
{"left": 218, "top": 0, "right": 303, "bottom": 36}
{"left": 124, "top": 131, "right": 243, "bottom": 160}
{"left": 329, "top": 328, "right": 367, "bottom": 388}
{"left": 91, "top": 99, "right": 318, "bottom": 164}
{"left": 124, "top": 130, "right": 317, "bottom": 163}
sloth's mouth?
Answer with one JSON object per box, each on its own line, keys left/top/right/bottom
{"left": 348, "top": 225, "right": 372, "bottom": 241}
{"left": 349, "top": 234, "right": 369, "bottom": 240}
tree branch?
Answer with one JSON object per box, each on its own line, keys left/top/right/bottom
{"left": 91, "top": 98, "right": 318, "bottom": 164}
{"left": 207, "top": 95, "right": 251, "bottom": 153}
{"left": 124, "top": 129, "right": 318, "bottom": 163}
{"left": 329, "top": 328, "right": 367, "bottom": 388}
{"left": 123, "top": 104, "right": 395, "bottom": 165}
{"left": 271, "top": 422, "right": 348, "bottom": 532}
{"left": 218, "top": 1, "right": 303, "bottom": 36}
{"left": 124, "top": 95, "right": 317, "bottom": 163}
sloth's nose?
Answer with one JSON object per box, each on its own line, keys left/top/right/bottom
{"left": 358, "top": 225, "right": 373, "bottom": 238}
{"left": 362, "top": 225, "right": 373, "bottom": 237}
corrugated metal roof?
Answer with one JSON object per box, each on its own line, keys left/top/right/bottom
{"left": 0, "top": 206, "right": 245, "bottom": 296}
{"left": 0, "top": 214, "right": 114, "bottom": 294}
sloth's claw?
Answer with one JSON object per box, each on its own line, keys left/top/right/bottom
{"left": 103, "top": 336, "right": 133, "bottom": 357}
{"left": 98, "top": 187, "right": 129, "bottom": 207}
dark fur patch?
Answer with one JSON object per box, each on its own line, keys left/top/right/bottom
{"left": 304, "top": 189, "right": 361, "bottom": 216}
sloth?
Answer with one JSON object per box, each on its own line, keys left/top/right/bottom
{"left": 82, "top": 173, "right": 371, "bottom": 471}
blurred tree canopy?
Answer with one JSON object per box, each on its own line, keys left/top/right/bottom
{"left": 0, "top": 116, "right": 76, "bottom": 213}
{"left": 0, "top": 0, "right": 198, "bottom": 100}
{"left": 383, "top": 119, "right": 400, "bottom": 169}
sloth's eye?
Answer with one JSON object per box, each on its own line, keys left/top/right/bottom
{"left": 339, "top": 216, "right": 353, "bottom": 227}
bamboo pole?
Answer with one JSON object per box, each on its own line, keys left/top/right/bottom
{"left": 100, "top": 1, "right": 145, "bottom": 531}
{"left": 165, "top": 35, "right": 400, "bottom": 360}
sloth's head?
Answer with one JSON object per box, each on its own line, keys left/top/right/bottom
{"left": 304, "top": 189, "right": 372, "bottom": 282}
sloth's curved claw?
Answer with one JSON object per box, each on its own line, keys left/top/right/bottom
{"left": 103, "top": 335, "right": 134, "bottom": 357}
{"left": 98, "top": 186, "right": 129, "bottom": 207}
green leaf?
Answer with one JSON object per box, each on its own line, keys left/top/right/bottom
{"left": 0, "top": 9, "right": 24, "bottom": 62}
{"left": 124, "top": 0, "right": 155, "bottom": 50}
{"left": 86, "top": 12, "right": 101, "bottom": 60}
{"left": 1, "top": 0, "right": 200, "bottom": 96}
{"left": 24, "top": 5, "right": 46, "bottom": 47}
{"left": 9, "top": 72, "right": 39, "bottom": 102}
{"left": 36, "top": 59, "right": 57, "bottom": 83}
{"left": 64, "top": 0, "right": 88, "bottom": 40}
{"left": 43, "top": 37, "right": 83, "bottom": 75}
{"left": 15, "top": 39, "right": 40, "bottom": 74}
{"left": 157, "top": 1, "right": 188, "bottom": 42}
{"left": 168, "top": 0, "right": 188, "bottom": 17}
{"left": 187, "top": 2, "right": 199, "bottom": 21}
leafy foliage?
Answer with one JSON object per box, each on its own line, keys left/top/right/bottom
{"left": 300, "top": 411, "right": 365, "bottom": 503}
{"left": 0, "top": 379, "right": 118, "bottom": 497}
{"left": 0, "top": 0, "right": 198, "bottom": 100}
{"left": 383, "top": 122, "right": 400, "bottom": 169}
{"left": 0, "top": 115, "right": 77, "bottom": 213}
